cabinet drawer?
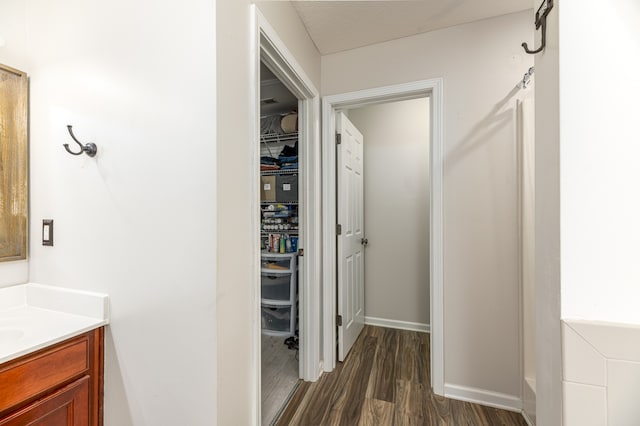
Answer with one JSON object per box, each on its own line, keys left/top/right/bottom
{"left": 261, "top": 305, "right": 293, "bottom": 333}
{"left": 0, "top": 336, "right": 89, "bottom": 413}
{"left": 261, "top": 257, "right": 293, "bottom": 272}
{"left": 261, "top": 273, "right": 292, "bottom": 301}
{"left": 0, "top": 376, "right": 89, "bottom": 426}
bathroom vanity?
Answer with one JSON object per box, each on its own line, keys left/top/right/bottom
{"left": 0, "top": 329, "right": 103, "bottom": 425}
{"left": 0, "top": 284, "right": 109, "bottom": 425}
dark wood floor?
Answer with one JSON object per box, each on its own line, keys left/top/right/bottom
{"left": 276, "top": 326, "right": 527, "bottom": 426}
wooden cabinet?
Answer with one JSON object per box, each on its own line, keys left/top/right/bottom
{"left": 0, "top": 328, "right": 104, "bottom": 426}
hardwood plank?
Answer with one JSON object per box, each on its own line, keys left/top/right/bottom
{"left": 275, "top": 381, "right": 310, "bottom": 426}
{"left": 364, "top": 324, "right": 383, "bottom": 339}
{"left": 479, "top": 405, "right": 529, "bottom": 426}
{"left": 429, "top": 393, "right": 452, "bottom": 421}
{"left": 367, "top": 328, "right": 399, "bottom": 403}
{"left": 395, "top": 379, "right": 444, "bottom": 425}
{"left": 398, "top": 331, "right": 423, "bottom": 383}
{"left": 277, "top": 326, "right": 528, "bottom": 426}
{"left": 339, "top": 336, "right": 378, "bottom": 424}
{"left": 358, "top": 398, "right": 394, "bottom": 426}
{"left": 290, "top": 362, "right": 344, "bottom": 425}
{"left": 322, "top": 335, "right": 377, "bottom": 425}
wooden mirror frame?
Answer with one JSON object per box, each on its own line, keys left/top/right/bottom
{"left": 0, "top": 63, "right": 28, "bottom": 261}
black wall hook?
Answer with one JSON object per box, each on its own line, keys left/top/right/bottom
{"left": 63, "top": 125, "right": 97, "bottom": 157}
{"left": 522, "top": 0, "right": 553, "bottom": 55}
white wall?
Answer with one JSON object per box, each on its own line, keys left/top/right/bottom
{"left": 0, "top": 261, "right": 28, "bottom": 287}
{"left": 323, "top": 11, "right": 533, "bottom": 402}
{"left": 559, "top": 0, "right": 640, "bottom": 324}
{"left": 0, "top": 0, "right": 218, "bottom": 425}
{"left": 256, "top": 2, "right": 322, "bottom": 89}
{"left": 533, "top": 0, "right": 640, "bottom": 423}
{"left": 348, "top": 98, "right": 430, "bottom": 327}
{"left": 216, "top": 1, "right": 320, "bottom": 424}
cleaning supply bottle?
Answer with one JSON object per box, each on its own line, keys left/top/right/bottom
{"left": 280, "top": 234, "right": 285, "bottom": 254}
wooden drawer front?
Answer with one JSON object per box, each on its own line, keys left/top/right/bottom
{"left": 0, "top": 337, "right": 89, "bottom": 413}
{"left": 0, "top": 376, "right": 89, "bottom": 426}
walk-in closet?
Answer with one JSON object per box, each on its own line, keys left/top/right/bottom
{"left": 259, "top": 61, "right": 301, "bottom": 425}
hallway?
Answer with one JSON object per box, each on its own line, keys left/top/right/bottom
{"left": 276, "top": 326, "right": 527, "bottom": 425}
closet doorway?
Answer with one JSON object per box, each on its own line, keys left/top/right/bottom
{"left": 259, "top": 61, "right": 301, "bottom": 425}
{"left": 252, "top": 8, "right": 322, "bottom": 426}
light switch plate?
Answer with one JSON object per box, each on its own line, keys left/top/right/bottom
{"left": 42, "top": 219, "right": 54, "bottom": 246}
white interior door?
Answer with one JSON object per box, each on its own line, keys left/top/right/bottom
{"left": 336, "top": 112, "right": 365, "bottom": 362}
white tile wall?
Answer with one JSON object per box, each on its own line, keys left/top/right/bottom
{"left": 608, "top": 359, "right": 640, "bottom": 426}
{"left": 563, "top": 320, "right": 640, "bottom": 426}
{"left": 563, "top": 382, "right": 606, "bottom": 426}
{"left": 562, "top": 323, "right": 606, "bottom": 386}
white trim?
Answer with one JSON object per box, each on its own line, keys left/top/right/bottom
{"left": 516, "top": 99, "right": 525, "bottom": 425}
{"left": 249, "top": 10, "right": 261, "bottom": 426}
{"left": 251, "top": 6, "right": 323, "bottom": 425}
{"left": 364, "top": 316, "right": 430, "bottom": 333}
{"left": 444, "top": 383, "right": 523, "bottom": 412}
{"left": 522, "top": 411, "right": 536, "bottom": 426}
{"left": 321, "top": 78, "right": 444, "bottom": 397}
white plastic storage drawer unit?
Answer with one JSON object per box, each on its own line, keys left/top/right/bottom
{"left": 260, "top": 251, "right": 297, "bottom": 336}
{"left": 261, "top": 273, "right": 291, "bottom": 301}
{"left": 261, "top": 304, "right": 293, "bottom": 334}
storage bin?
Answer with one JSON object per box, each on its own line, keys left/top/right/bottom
{"left": 276, "top": 175, "right": 298, "bottom": 202}
{"left": 261, "top": 273, "right": 292, "bottom": 301}
{"left": 260, "top": 176, "right": 276, "bottom": 202}
{"left": 261, "top": 305, "right": 292, "bottom": 334}
{"left": 261, "top": 256, "right": 293, "bottom": 271}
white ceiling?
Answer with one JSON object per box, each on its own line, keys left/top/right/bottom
{"left": 259, "top": 0, "right": 533, "bottom": 115}
{"left": 291, "top": 0, "right": 533, "bottom": 55}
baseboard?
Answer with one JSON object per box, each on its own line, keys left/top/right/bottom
{"left": 522, "top": 377, "right": 536, "bottom": 425}
{"left": 522, "top": 411, "right": 536, "bottom": 426}
{"left": 364, "top": 316, "right": 430, "bottom": 333}
{"left": 444, "top": 383, "right": 522, "bottom": 412}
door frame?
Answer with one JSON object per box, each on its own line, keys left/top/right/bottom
{"left": 321, "top": 79, "right": 445, "bottom": 395}
{"left": 250, "top": 6, "right": 323, "bottom": 424}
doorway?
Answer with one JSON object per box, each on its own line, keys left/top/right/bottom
{"left": 259, "top": 60, "right": 302, "bottom": 425}
{"left": 345, "top": 97, "right": 432, "bottom": 354}
{"left": 252, "top": 7, "right": 322, "bottom": 426}
{"left": 321, "top": 79, "right": 445, "bottom": 395}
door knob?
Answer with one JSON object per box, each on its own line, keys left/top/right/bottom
{"left": 361, "top": 238, "right": 368, "bottom": 246}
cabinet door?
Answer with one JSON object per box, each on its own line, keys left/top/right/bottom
{"left": 0, "top": 376, "right": 89, "bottom": 426}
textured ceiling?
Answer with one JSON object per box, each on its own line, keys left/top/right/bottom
{"left": 291, "top": 0, "right": 532, "bottom": 55}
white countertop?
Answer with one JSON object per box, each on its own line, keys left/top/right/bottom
{"left": 0, "top": 283, "right": 109, "bottom": 364}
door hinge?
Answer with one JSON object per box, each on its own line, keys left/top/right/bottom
{"left": 337, "top": 315, "right": 343, "bottom": 327}
{"left": 336, "top": 132, "right": 342, "bottom": 145}
{"left": 298, "top": 248, "right": 304, "bottom": 256}
{"left": 337, "top": 224, "right": 342, "bottom": 235}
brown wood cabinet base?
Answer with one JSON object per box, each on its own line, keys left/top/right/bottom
{"left": 0, "top": 328, "right": 104, "bottom": 426}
